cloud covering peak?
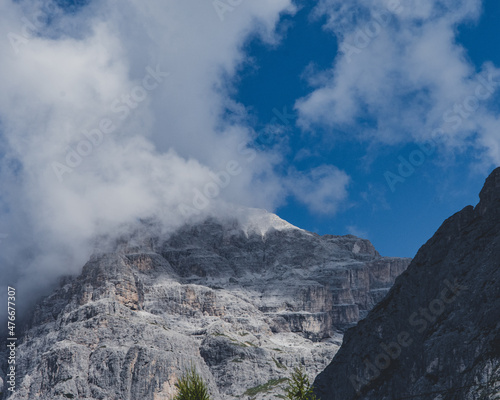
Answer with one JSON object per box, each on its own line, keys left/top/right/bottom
{"left": 0, "top": 0, "right": 300, "bottom": 312}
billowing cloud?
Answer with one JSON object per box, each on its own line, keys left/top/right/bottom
{"left": 0, "top": 0, "right": 299, "bottom": 315}
{"left": 296, "top": 0, "right": 500, "bottom": 166}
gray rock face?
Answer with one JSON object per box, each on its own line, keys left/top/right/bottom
{"left": 0, "top": 210, "right": 410, "bottom": 400}
{"left": 314, "top": 167, "right": 500, "bottom": 400}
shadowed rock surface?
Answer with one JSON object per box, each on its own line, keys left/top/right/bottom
{"left": 314, "top": 167, "right": 500, "bottom": 400}
{"left": 0, "top": 210, "right": 409, "bottom": 400}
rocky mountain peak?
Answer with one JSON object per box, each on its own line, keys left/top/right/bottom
{"left": 313, "top": 167, "right": 500, "bottom": 400}
{"left": 477, "top": 166, "right": 500, "bottom": 216}
{"left": 236, "top": 208, "right": 302, "bottom": 237}
{"left": 0, "top": 210, "right": 410, "bottom": 400}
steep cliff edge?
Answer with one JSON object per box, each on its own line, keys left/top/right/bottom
{"left": 0, "top": 210, "right": 409, "bottom": 400}
{"left": 314, "top": 167, "right": 500, "bottom": 400}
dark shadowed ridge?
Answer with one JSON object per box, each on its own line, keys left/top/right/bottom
{"left": 314, "top": 167, "right": 500, "bottom": 400}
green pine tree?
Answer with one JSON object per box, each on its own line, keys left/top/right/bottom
{"left": 283, "top": 367, "right": 318, "bottom": 400}
{"left": 173, "top": 366, "right": 211, "bottom": 400}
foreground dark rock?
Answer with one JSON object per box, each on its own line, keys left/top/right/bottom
{"left": 0, "top": 210, "right": 409, "bottom": 400}
{"left": 314, "top": 167, "right": 500, "bottom": 400}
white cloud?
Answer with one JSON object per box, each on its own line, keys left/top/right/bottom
{"left": 296, "top": 0, "right": 500, "bottom": 165}
{"left": 285, "top": 165, "right": 350, "bottom": 215}
{"left": 0, "top": 0, "right": 296, "bottom": 314}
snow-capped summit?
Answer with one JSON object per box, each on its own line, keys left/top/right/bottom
{"left": 236, "top": 208, "right": 302, "bottom": 237}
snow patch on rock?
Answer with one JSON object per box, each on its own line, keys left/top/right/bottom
{"left": 236, "top": 208, "right": 302, "bottom": 237}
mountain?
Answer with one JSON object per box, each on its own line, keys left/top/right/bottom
{"left": 0, "top": 209, "right": 409, "bottom": 400}
{"left": 314, "top": 167, "right": 500, "bottom": 400}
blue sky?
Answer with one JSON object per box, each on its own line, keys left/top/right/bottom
{"left": 235, "top": 0, "right": 500, "bottom": 257}
{"left": 2, "top": 0, "right": 500, "bottom": 299}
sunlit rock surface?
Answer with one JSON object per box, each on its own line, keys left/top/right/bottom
{"left": 0, "top": 210, "right": 409, "bottom": 400}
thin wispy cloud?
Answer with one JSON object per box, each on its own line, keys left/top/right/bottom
{"left": 286, "top": 165, "right": 350, "bottom": 215}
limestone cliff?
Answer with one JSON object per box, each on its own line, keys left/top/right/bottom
{"left": 0, "top": 209, "right": 410, "bottom": 399}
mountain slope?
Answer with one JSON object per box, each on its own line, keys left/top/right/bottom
{"left": 0, "top": 210, "right": 409, "bottom": 400}
{"left": 314, "top": 167, "right": 500, "bottom": 400}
